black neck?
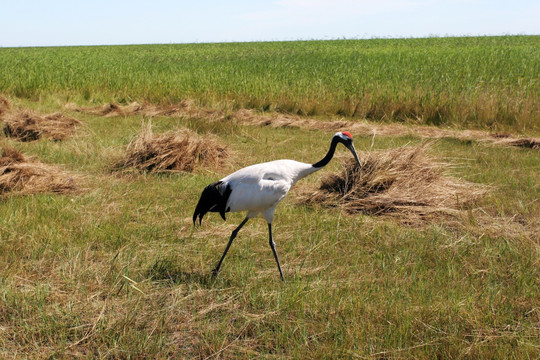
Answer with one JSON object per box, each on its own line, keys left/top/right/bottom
{"left": 312, "top": 136, "right": 340, "bottom": 168}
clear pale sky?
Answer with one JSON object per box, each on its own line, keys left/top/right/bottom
{"left": 1, "top": 0, "right": 538, "bottom": 47}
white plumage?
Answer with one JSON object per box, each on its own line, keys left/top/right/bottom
{"left": 222, "top": 160, "right": 316, "bottom": 222}
{"left": 193, "top": 131, "right": 361, "bottom": 281}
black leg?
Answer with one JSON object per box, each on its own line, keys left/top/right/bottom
{"left": 212, "top": 217, "right": 249, "bottom": 277}
{"left": 268, "top": 223, "right": 285, "bottom": 281}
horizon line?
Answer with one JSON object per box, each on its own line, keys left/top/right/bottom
{"left": 1, "top": 33, "right": 538, "bottom": 49}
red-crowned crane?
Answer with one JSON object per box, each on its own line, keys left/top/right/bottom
{"left": 193, "top": 131, "right": 361, "bottom": 281}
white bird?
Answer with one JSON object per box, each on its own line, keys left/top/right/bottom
{"left": 193, "top": 131, "right": 361, "bottom": 281}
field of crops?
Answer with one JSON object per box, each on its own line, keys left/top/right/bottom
{"left": 0, "top": 36, "right": 539, "bottom": 133}
{"left": 0, "top": 36, "right": 539, "bottom": 358}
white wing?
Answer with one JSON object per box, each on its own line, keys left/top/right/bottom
{"left": 224, "top": 177, "right": 290, "bottom": 213}
{"left": 221, "top": 160, "right": 312, "bottom": 214}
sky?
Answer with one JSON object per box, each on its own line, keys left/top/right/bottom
{"left": 1, "top": 0, "right": 539, "bottom": 47}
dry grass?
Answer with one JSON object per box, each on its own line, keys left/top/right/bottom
{"left": 3, "top": 109, "right": 81, "bottom": 142}
{"left": 0, "top": 145, "right": 78, "bottom": 195}
{"left": 114, "top": 122, "right": 229, "bottom": 172}
{"left": 233, "top": 109, "right": 540, "bottom": 150}
{"left": 65, "top": 101, "right": 198, "bottom": 118}
{"left": 489, "top": 134, "right": 540, "bottom": 149}
{"left": 298, "top": 143, "right": 487, "bottom": 225}
{"left": 66, "top": 101, "right": 540, "bottom": 150}
{"left": 0, "top": 94, "right": 11, "bottom": 117}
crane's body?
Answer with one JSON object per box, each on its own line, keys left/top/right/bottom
{"left": 193, "top": 131, "right": 361, "bottom": 281}
{"left": 222, "top": 159, "right": 317, "bottom": 221}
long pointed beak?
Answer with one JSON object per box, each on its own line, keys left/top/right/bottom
{"left": 347, "top": 143, "right": 362, "bottom": 168}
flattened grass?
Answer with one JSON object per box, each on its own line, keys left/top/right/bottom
{"left": 64, "top": 98, "right": 540, "bottom": 150}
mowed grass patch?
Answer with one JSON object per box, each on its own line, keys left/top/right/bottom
{"left": 63, "top": 97, "right": 540, "bottom": 150}
{"left": 0, "top": 103, "right": 538, "bottom": 358}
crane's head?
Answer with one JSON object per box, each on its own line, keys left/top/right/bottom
{"left": 335, "top": 131, "right": 362, "bottom": 167}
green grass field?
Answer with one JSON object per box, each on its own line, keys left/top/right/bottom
{"left": 0, "top": 37, "right": 539, "bottom": 358}
{"left": 1, "top": 36, "right": 539, "bottom": 133}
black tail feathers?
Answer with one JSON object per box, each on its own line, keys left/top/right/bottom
{"left": 193, "top": 181, "right": 232, "bottom": 225}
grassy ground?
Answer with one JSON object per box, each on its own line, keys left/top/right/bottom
{"left": 0, "top": 36, "right": 539, "bottom": 358}
{"left": 0, "top": 36, "right": 539, "bottom": 133}
{"left": 0, "top": 94, "right": 538, "bottom": 358}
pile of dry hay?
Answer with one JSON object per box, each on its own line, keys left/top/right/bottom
{"left": 3, "top": 109, "right": 81, "bottom": 141}
{"left": 0, "top": 146, "right": 77, "bottom": 195}
{"left": 299, "top": 143, "right": 487, "bottom": 224}
{"left": 115, "top": 123, "right": 229, "bottom": 172}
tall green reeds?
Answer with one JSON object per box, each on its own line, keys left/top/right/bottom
{"left": 0, "top": 36, "right": 538, "bottom": 132}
